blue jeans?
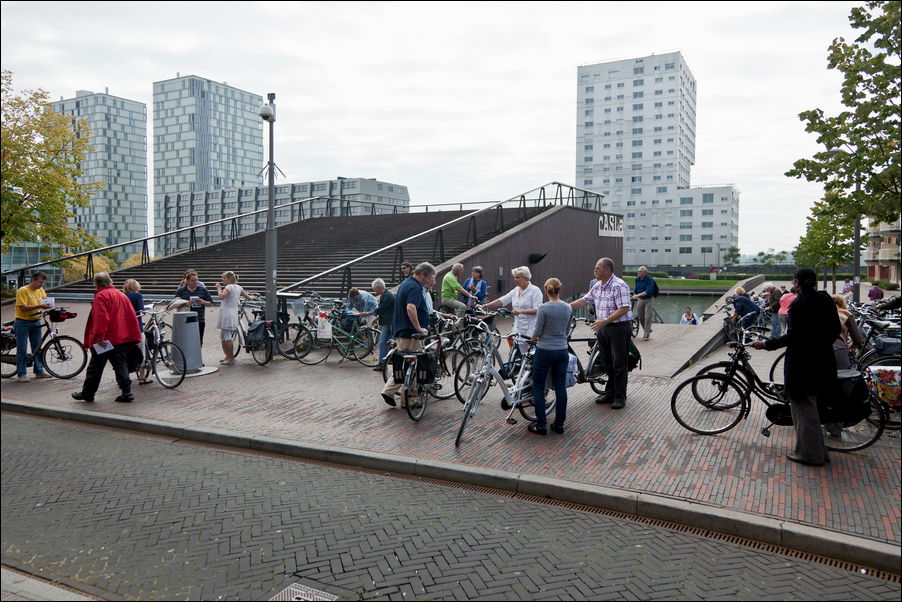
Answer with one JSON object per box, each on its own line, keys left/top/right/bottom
{"left": 770, "top": 315, "right": 782, "bottom": 339}
{"left": 378, "top": 324, "right": 393, "bottom": 365}
{"left": 532, "top": 347, "right": 569, "bottom": 429}
{"left": 15, "top": 318, "right": 45, "bottom": 377}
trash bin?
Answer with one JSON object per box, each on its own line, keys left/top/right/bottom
{"left": 171, "top": 311, "right": 203, "bottom": 374}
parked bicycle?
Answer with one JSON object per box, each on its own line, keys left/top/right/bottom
{"left": 228, "top": 296, "right": 275, "bottom": 366}
{"left": 135, "top": 301, "right": 187, "bottom": 389}
{"left": 671, "top": 333, "right": 887, "bottom": 452}
{"left": 1, "top": 308, "right": 87, "bottom": 379}
{"left": 455, "top": 324, "right": 557, "bottom": 447}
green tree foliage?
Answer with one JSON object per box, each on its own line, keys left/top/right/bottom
{"left": 795, "top": 197, "right": 857, "bottom": 293}
{"left": 1, "top": 70, "right": 102, "bottom": 253}
{"left": 785, "top": 1, "right": 900, "bottom": 224}
{"left": 723, "top": 246, "right": 741, "bottom": 268}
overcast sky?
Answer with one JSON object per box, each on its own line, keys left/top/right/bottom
{"left": 2, "top": 1, "right": 860, "bottom": 255}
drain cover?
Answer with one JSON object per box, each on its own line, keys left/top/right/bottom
{"left": 269, "top": 583, "right": 339, "bottom": 601}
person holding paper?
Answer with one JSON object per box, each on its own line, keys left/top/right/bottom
{"left": 71, "top": 272, "right": 142, "bottom": 403}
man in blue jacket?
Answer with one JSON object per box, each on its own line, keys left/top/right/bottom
{"left": 631, "top": 266, "right": 656, "bottom": 341}
{"left": 380, "top": 262, "right": 435, "bottom": 407}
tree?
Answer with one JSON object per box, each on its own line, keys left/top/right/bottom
{"left": 1, "top": 70, "right": 102, "bottom": 253}
{"left": 723, "top": 246, "right": 741, "bottom": 268}
{"left": 794, "top": 197, "right": 857, "bottom": 293}
{"left": 61, "top": 253, "right": 116, "bottom": 283}
{"left": 785, "top": 1, "right": 900, "bottom": 225}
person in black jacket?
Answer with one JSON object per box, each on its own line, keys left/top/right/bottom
{"left": 372, "top": 278, "right": 396, "bottom": 372}
{"left": 752, "top": 268, "right": 840, "bottom": 466}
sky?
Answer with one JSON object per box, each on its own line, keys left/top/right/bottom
{"left": 1, "top": 1, "right": 861, "bottom": 255}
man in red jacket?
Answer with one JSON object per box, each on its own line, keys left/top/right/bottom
{"left": 72, "top": 272, "right": 143, "bottom": 403}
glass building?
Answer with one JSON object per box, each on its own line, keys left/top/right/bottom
{"left": 153, "top": 75, "right": 264, "bottom": 254}
{"left": 52, "top": 89, "right": 148, "bottom": 258}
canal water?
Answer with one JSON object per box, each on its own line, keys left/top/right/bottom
{"left": 647, "top": 293, "right": 722, "bottom": 324}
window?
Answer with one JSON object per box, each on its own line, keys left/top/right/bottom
{"left": 584, "top": 156, "right": 593, "bottom": 162}
{"left": 631, "top": 176, "right": 642, "bottom": 182}
{"left": 631, "top": 152, "right": 642, "bottom": 158}
{"left": 584, "top": 121, "right": 594, "bottom": 127}
{"left": 583, "top": 179, "right": 593, "bottom": 186}
{"left": 702, "top": 221, "right": 714, "bottom": 228}
{"left": 633, "top": 79, "right": 644, "bottom": 86}
{"left": 702, "top": 193, "right": 714, "bottom": 203}
{"left": 633, "top": 67, "right": 644, "bottom": 75}
{"left": 701, "top": 247, "right": 713, "bottom": 254}
{"left": 680, "top": 209, "right": 693, "bottom": 216}
{"left": 679, "top": 222, "right": 692, "bottom": 229}
{"left": 701, "top": 234, "right": 713, "bottom": 241}
{"left": 632, "top": 128, "right": 643, "bottom": 134}
{"left": 633, "top": 103, "right": 643, "bottom": 110}
{"left": 665, "top": 63, "right": 675, "bottom": 70}
{"left": 631, "top": 188, "right": 642, "bottom": 194}
{"left": 632, "top": 140, "right": 642, "bottom": 147}
{"left": 702, "top": 209, "right": 713, "bottom": 216}
{"left": 633, "top": 92, "right": 644, "bottom": 99}
{"left": 679, "top": 247, "right": 692, "bottom": 254}
{"left": 585, "top": 98, "right": 594, "bottom": 104}
{"left": 680, "top": 197, "right": 693, "bottom": 205}
{"left": 679, "top": 234, "right": 692, "bottom": 241}
{"left": 585, "top": 86, "right": 594, "bottom": 92}
{"left": 584, "top": 144, "right": 593, "bottom": 150}
{"left": 632, "top": 116, "right": 643, "bottom": 122}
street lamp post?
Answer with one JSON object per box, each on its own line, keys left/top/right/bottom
{"left": 260, "top": 93, "right": 277, "bottom": 323}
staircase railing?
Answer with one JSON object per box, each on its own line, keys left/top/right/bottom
{"left": 277, "top": 182, "right": 605, "bottom": 301}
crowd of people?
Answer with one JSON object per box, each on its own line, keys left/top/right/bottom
{"left": 11, "top": 260, "right": 897, "bottom": 465}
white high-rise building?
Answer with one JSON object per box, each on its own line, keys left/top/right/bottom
{"left": 153, "top": 75, "right": 263, "bottom": 255}
{"left": 576, "top": 51, "right": 739, "bottom": 267}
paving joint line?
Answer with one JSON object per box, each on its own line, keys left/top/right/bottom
{"left": 3, "top": 397, "right": 900, "bottom": 577}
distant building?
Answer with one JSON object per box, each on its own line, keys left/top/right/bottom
{"left": 576, "top": 51, "right": 739, "bottom": 267}
{"left": 153, "top": 74, "right": 264, "bottom": 246}
{"left": 159, "top": 177, "right": 411, "bottom": 253}
{"left": 52, "top": 89, "right": 148, "bottom": 253}
{"left": 865, "top": 216, "right": 901, "bottom": 284}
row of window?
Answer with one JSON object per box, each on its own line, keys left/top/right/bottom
{"left": 625, "top": 246, "right": 718, "bottom": 254}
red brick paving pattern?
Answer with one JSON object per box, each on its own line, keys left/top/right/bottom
{"left": 2, "top": 302, "right": 899, "bottom": 545}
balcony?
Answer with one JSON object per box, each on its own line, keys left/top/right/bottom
{"left": 878, "top": 218, "right": 901, "bottom": 235}
{"left": 877, "top": 244, "right": 901, "bottom": 262}
{"left": 864, "top": 249, "right": 880, "bottom": 263}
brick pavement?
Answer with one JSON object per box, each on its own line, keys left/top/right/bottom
{"left": 2, "top": 415, "right": 899, "bottom": 601}
{"left": 2, "top": 301, "right": 900, "bottom": 550}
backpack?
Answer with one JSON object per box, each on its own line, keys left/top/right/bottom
{"left": 628, "top": 340, "right": 642, "bottom": 371}
{"left": 652, "top": 280, "right": 660, "bottom": 298}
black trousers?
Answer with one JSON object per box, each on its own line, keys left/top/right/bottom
{"left": 82, "top": 344, "right": 132, "bottom": 398}
{"left": 598, "top": 321, "right": 631, "bottom": 402}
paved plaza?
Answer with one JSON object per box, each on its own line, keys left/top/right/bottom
{"left": 2, "top": 300, "right": 899, "bottom": 559}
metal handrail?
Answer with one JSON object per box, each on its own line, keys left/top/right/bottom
{"left": 277, "top": 182, "right": 606, "bottom": 297}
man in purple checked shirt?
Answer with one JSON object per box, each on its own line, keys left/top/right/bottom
{"left": 570, "top": 257, "right": 633, "bottom": 409}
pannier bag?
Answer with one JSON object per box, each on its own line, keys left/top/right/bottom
{"left": 819, "top": 369, "right": 871, "bottom": 424}
{"left": 392, "top": 352, "right": 407, "bottom": 384}
{"left": 874, "top": 336, "right": 901, "bottom": 356}
{"left": 566, "top": 353, "right": 579, "bottom": 388}
{"left": 246, "top": 320, "right": 267, "bottom": 345}
{"left": 416, "top": 350, "right": 439, "bottom": 385}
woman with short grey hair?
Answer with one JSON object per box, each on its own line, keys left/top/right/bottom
{"left": 480, "top": 265, "right": 543, "bottom": 339}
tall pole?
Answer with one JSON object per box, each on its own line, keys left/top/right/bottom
{"left": 853, "top": 180, "right": 861, "bottom": 305}
{"left": 264, "top": 92, "right": 277, "bottom": 323}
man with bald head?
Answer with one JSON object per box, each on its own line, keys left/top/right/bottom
{"left": 571, "top": 258, "right": 633, "bottom": 409}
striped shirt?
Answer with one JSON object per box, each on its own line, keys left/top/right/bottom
{"left": 583, "top": 275, "right": 633, "bottom": 323}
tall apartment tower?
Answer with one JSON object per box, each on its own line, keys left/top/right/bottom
{"left": 153, "top": 75, "right": 263, "bottom": 254}
{"left": 52, "top": 90, "right": 148, "bottom": 254}
{"left": 577, "top": 52, "right": 739, "bottom": 268}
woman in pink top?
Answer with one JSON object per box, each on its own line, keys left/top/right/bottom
{"left": 778, "top": 286, "right": 797, "bottom": 333}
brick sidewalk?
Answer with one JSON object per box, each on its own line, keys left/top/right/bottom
{"left": 2, "top": 302, "right": 900, "bottom": 546}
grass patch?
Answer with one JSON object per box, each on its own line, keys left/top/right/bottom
{"left": 622, "top": 276, "right": 738, "bottom": 288}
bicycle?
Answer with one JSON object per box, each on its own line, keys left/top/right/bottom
{"left": 630, "top": 297, "right": 663, "bottom": 338}
{"left": 135, "top": 301, "right": 187, "bottom": 389}
{"left": 388, "top": 327, "right": 465, "bottom": 421}
{"left": 381, "top": 316, "right": 466, "bottom": 401}
{"left": 455, "top": 324, "right": 555, "bottom": 447}
{"left": 1, "top": 308, "right": 87, "bottom": 379}
{"left": 671, "top": 335, "right": 887, "bottom": 452}
{"left": 228, "top": 297, "right": 275, "bottom": 366}
{"left": 453, "top": 310, "right": 528, "bottom": 405}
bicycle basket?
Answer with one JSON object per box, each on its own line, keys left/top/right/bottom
{"left": 874, "top": 336, "right": 901, "bottom": 356}
{"left": 143, "top": 324, "right": 159, "bottom": 351}
{"left": 1, "top": 330, "right": 15, "bottom": 353}
{"left": 819, "top": 370, "right": 870, "bottom": 425}
{"left": 48, "top": 309, "right": 77, "bottom": 322}
{"left": 416, "top": 350, "right": 439, "bottom": 385}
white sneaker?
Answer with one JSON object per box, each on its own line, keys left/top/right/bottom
{"left": 17, "top": 375, "right": 30, "bottom": 382}
{"left": 34, "top": 372, "right": 52, "bottom": 379}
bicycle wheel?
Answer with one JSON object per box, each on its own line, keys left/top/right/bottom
{"left": 250, "top": 335, "right": 273, "bottom": 366}
{"left": 406, "top": 382, "right": 429, "bottom": 421}
{"left": 671, "top": 374, "right": 747, "bottom": 435}
{"left": 864, "top": 359, "right": 901, "bottom": 431}
{"left": 230, "top": 329, "right": 242, "bottom": 358}
{"left": 1, "top": 337, "right": 18, "bottom": 378}
{"left": 692, "top": 361, "right": 750, "bottom": 409}
{"left": 456, "top": 376, "right": 488, "bottom": 447}
{"left": 631, "top": 317, "right": 640, "bottom": 338}
{"left": 432, "top": 347, "right": 466, "bottom": 400}
{"left": 351, "top": 327, "right": 377, "bottom": 366}
{"left": 824, "top": 394, "right": 886, "bottom": 452}
{"left": 859, "top": 351, "right": 901, "bottom": 370}
{"left": 296, "top": 329, "right": 332, "bottom": 365}
{"left": 152, "top": 341, "right": 186, "bottom": 389}
{"left": 40, "top": 335, "right": 88, "bottom": 379}
{"left": 455, "top": 350, "right": 485, "bottom": 403}
{"left": 517, "top": 383, "right": 556, "bottom": 422}
{"left": 275, "top": 323, "right": 301, "bottom": 359}
{"left": 585, "top": 345, "right": 607, "bottom": 394}
{"left": 768, "top": 351, "right": 786, "bottom": 384}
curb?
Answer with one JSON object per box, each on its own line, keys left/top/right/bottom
{"left": 3, "top": 397, "right": 900, "bottom": 576}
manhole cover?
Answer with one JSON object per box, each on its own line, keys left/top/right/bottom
{"left": 269, "top": 583, "right": 339, "bottom": 601}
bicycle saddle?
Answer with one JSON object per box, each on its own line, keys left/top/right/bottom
{"left": 867, "top": 319, "right": 894, "bottom": 330}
